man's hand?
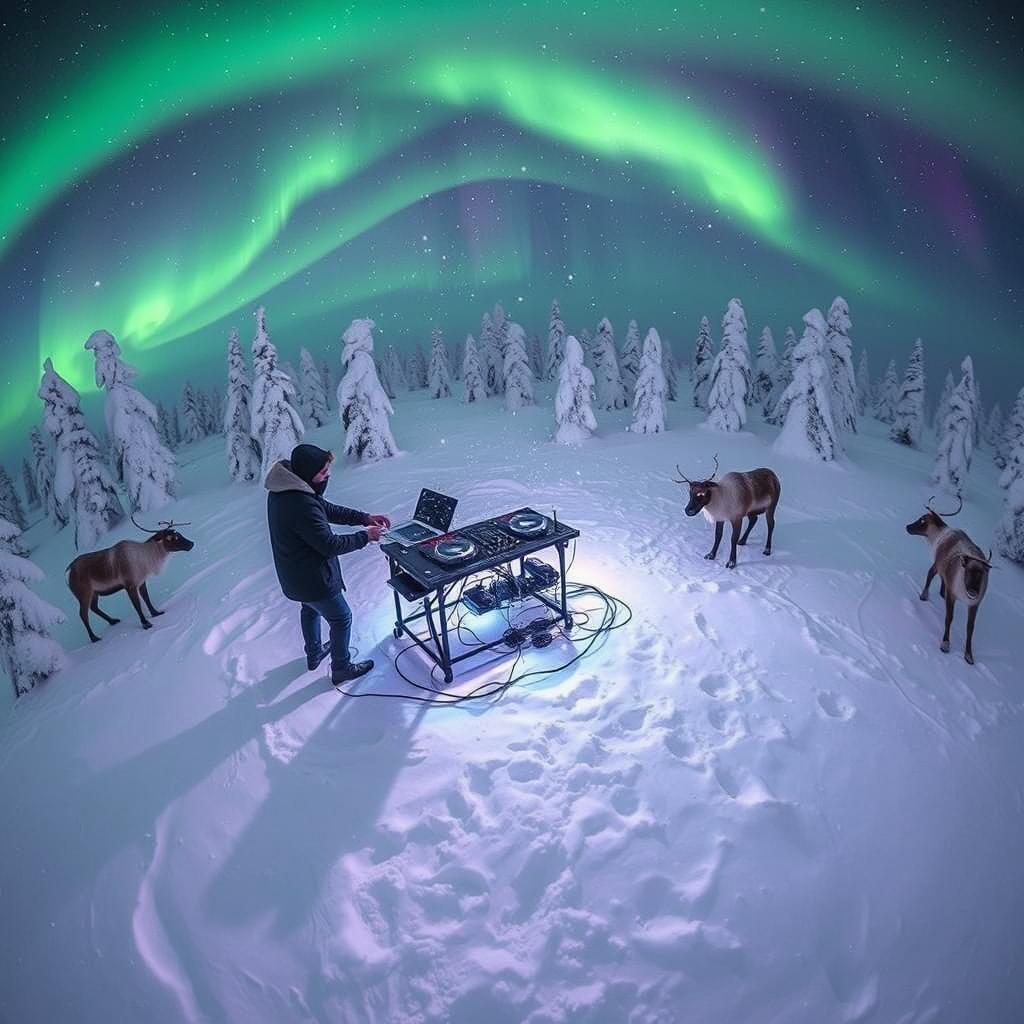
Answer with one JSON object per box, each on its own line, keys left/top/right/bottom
{"left": 366, "top": 524, "right": 383, "bottom": 543}
{"left": 367, "top": 514, "right": 392, "bottom": 529}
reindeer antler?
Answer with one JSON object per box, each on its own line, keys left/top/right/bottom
{"left": 672, "top": 463, "right": 691, "bottom": 485}
{"left": 130, "top": 513, "right": 162, "bottom": 534}
{"left": 710, "top": 453, "right": 719, "bottom": 480}
{"left": 158, "top": 519, "right": 192, "bottom": 529}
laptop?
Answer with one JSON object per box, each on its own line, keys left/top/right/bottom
{"left": 383, "top": 488, "right": 458, "bottom": 546}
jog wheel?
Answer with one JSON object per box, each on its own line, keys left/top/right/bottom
{"left": 431, "top": 536, "right": 478, "bottom": 565}
{"left": 507, "top": 511, "right": 549, "bottom": 537}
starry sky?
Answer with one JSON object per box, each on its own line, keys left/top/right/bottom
{"left": 1, "top": 0, "right": 1022, "bottom": 437}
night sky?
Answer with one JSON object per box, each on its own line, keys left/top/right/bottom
{"left": 1, "top": 0, "right": 1022, "bottom": 438}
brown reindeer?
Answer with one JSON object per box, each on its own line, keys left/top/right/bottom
{"left": 66, "top": 516, "right": 195, "bottom": 642}
{"left": 906, "top": 495, "right": 992, "bottom": 665}
{"left": 674, "top": 454, "right": 781, "bottom": 568}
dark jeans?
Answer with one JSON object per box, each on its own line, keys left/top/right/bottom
{"left": 300, "top": 591, "right": 352, "bottom": 672}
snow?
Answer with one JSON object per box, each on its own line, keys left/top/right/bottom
{"left": 3, "top": 387, "right": 1024, "bottom": 1022}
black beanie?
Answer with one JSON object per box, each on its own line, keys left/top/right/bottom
{"left": 290, "top": 444, "right": 332, "bottom": 485}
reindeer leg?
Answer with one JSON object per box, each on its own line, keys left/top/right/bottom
{"left": 738, "top": 514, "right": 758, "bottom": 546}
{"left": 964, "top": 605, "right": 978, "bottom": 665}
{"left": 941, "top": 591, "right": 955, "bottom": 653}
{"left": 920, "top": 565, "right": 937, "bottom": 601}
{"left": 140, "top": 582, "right": 164, "bottom": 617}
{"left": 763, "top": 504, "right": 776, "bottom": 556}
{"left": 939, "top": 579, "right": 946, "bottom": 599}
{"left": 90, "top": 594, "right": 120, "bottom": 625}
{"left": 125, "top": 584, "right": 152, "bottom": 630}
{"left": 705, "top": 521, "right": 724, "bottom": 560}
{"left": 79, "top": 593, "right": 102, "bottom": 643}
{"left": 726, "top": 518, "right": 742, "bottom": 569}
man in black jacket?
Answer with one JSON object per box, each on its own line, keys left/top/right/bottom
{"left": 266, "top": 444, "right": 391, "bottom": 684}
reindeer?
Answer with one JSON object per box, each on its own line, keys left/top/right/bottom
{"left": 906, "top": 496, "right": 992, "bottom": 665}
{"left": 66, "top": 516, "right": 195, "bottom": 642}
{"left": 674, "top": 455, "right": 781, "bottom": 568}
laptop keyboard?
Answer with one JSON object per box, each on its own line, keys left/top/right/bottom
{"left": 393, "top": 523, "right": 435, "bottom": 542}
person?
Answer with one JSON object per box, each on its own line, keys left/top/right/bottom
{"left": 265, "top": 443, "right": 391, "bottom": 684}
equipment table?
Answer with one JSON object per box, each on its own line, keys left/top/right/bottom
{"left": 382, "top": 509, "right": 580, "bottom": 683}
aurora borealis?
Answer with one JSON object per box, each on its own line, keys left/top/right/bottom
{"left": 1, "top": 1, "right": 1022, "bottom": 436}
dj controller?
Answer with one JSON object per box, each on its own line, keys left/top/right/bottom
{"left": 418, "top": 510, "right": 554, "bottom": 567}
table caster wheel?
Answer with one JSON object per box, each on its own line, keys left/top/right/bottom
{"left": 393, "top": 626, "right": 402, "bottom": 639}
{"left": 443, "top": 670, "right": 454, "bottom": 684}
{"left": 564, "top": 616, "right": 573, "bottom": 631}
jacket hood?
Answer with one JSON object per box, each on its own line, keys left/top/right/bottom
{"left": 265, "top": 460, "right": 314, "bottom": 495}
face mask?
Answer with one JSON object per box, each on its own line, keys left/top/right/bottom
{"left": 312, "top": 477, "right": 328, "bottom": 496}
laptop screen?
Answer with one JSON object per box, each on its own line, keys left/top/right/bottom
{"left": 413, "top": 489, "right": 457, "bottom": 532}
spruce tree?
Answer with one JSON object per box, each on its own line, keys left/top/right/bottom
{"left": 985, "top": 404, "right": 1005, "bottom": 465}
{"left": 691, "top": 316, "right": 714, "bottom": 410}
{"left": 250, "top": 306, "right": 305, "bottom": 479}
{"left": 479, "top": 313, "right": 503, "bottom": 396}
{"left": 825, "top": 297, "right": 857, "bottom": 433}
{"left": 931, "top": 356, "right": 977, "bottom": 498}
{"left": 932, "top": 371, "right": 955, "bottom": 439}
{"left": 620, "top": 318, "right": 643, "bottom": 394}
{"left": 0, "top": 517, "right": 65, "bottom": 697}
{"left": 889, "top": 339, "right": 926, "bottom": 447}
{"left": 337, "top": 318, "right": 399, "bottom": 462}
{"left": 706, "top": 337, "right": 747, "bottom": 433}
{"left": 225, "top": 328, "right": 262, "bottom": 483}
{"left": 662, "top": 336, "right": 680, "bottom": 402}
{"left": 38, "top": 358, "right": 124, "bottom": 549}
{"left": 503, "top": 322, "right": 535, "bottom": 412}
{"left": 721, "top": 298, "right": 752, "bottom": 395}
{"left": 384, "top": 345, "right": 408, "bottom": 393}
{"left": 754, "top": 327, "right": 778, "bottom": 416}
{"left": 545, "top": 299, "right": 566, "bottom": 381}
{"left": 180, "top": 382, "right": 205, "bottom": 445}
{"left": 996, "top": 465, "right": 1024, "bottom": 564}
{"left": 21, "top": 458, "right": 40, "bottom": 509}
{"left": 427, "top": 327, "right": 452, "bottom": 399}
{"left": 376, "top": 357, "right": 396, "bottom": 400}
{"left": 462, "top": 334, "right": 487, "bottom": 404}
{"left": 84, "top": 328, "right": 176, "bottom": 512}
{"left": 299, "top": 347, "right": 330, "bottom": 427}
{"left": 855, "top": 349, "right": 871, "bottom": 417}
{"left": 320, "top": 360, "right": 334, "bottom": 409}
{"left": 29, "top": 426, "right": 64, "bottom": 528}
{"left": 592, "top": 317, "right": 627, "bottom": 411}
{"left": 631, "top": 328, "right": 668, "bottom": 435}
{"left": 773, "top": 309, "right": 841, "bottom": 462}
{"left": 874, "top": 359, "right": 899, "bottom": 424}
{"left": 527, "top": 334, "right": 544, "bottom": 379}
{"left": 0, "top": 467, "right": 27, "bottom": 531}
{"left": 1000, "top": 387, "right": 1024, "bottom": 476}
{"left": 555, "top": 336, "right": 597, "bottom": 445}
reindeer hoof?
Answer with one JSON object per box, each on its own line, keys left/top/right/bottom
{"left": 737, "top": 539, "right": 748, "bottom": 546}
{"left": 704, "top": 552, "right": 716, "bottom": 561}
{"left": 726, "top": 559, "right": 737, "bottom": 569}
{"left": 90, "top": 636, "right": 101, "bottom": 644}
{"left": 919, "top": 593, "right": 928, "bottom": 602}
{"left": 152, "top": 609, "right": 165, "bottom": 617}
{"left": 142, "top": 620, "right": 153, "bottom": 630}
{"left": 940, "top": 640, "right": 950, "bottom": 653}
{"left": 965, "top": 651, "right": 975, "bottom": 666}
{"left": 762, "top": 548, "right": 772, "bottom": 557}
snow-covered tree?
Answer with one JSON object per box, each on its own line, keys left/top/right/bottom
{"left": 503, "top": 322, "right": 534, "bottom": 412}
{"left": 155, "top": 401, "right": 176, "bottom": 451}
{"left": 931, "top": 356, "right": 977, "bottom": 498}
{"left": 449, "top": 338, "right": 463, "bottom": 382}
{"left": 21, "top": 458, "right": 40, "bottom": 510}
{"left": 874, "top": 359, "right": 899, "bottom": 424}
{"left": 407, "top": 342, "right": 428, "bottom": 390}
{"left": 662, "top": 336, "right": 680, "bottom": 402}
{"left": 225, "top": 329, "right": 262, "bottom": 483}
{"left": 84, "top": 328, "right": 176, "bottom": 512}
{"left": 706, "top": 335, "right": 748, "bottom": 433}
{"left": 545, "top": 300, "right": 566, "bottom": 381}
{"left": 721, "top": 298, "right": 752, "bottom": 394}
{"left": 555, "top": 336, "right": 597, "bottom": 445}
{"left": 578, "top": 327, "right": 594, "bottom": 375}
{"left": 320, "top": 360, "right": 334, "bottom": 409}
{"left": 592, "top": 317, "right": 627, "bottom": 410}
{"left": 384, "top": 345, "right": 408, "bottom": 393}
{"left": 427, "top": 327, "right": 452, "bottom": 399}
{"left": 985, "top": 404, "right": 1005, "bottom": 465}
{"left": 620, "top": 319, "right": 643, "bottom": 394}
{"left": 0, "top": 518, "right": 65, "bottom": 698}
{"left": 999, "top": 388, "right": 1024, "bottom": 473}
{"left": 691, "top": 316, "right": 714, "bottom": 410}
{"left": 889, "top": 339, "right": 926, "bottom": 447}
{"left": 38, "top": 358, "right": 124, "bottom": 549}
{"left": 0, "top": 467, "right": 26, "bottom": 531}
{"left": 337, "top": 318, "right": 399, "bottom": 462}
{"left": 170, "top": 406, "right": 182, "bottom": 448}
{"left": 251, "top": 306, "right": 305, "bottom": 479}
{"left": 527, "top": 334, "right": 544, "bottom": 379}
{"left": 479, "top": 313, "right": 503, "bottom": 396}
{"left": 773, "top": 309, "right": 841, "bottom": 462}
{"left": 855, "top": 349, "right": 871, "bottom": 417}
{"left": 825, "top": 298, "right": 857, "bottom": 433}
{"left": 492, "top": 303, "right": 510, "bottom": 359}
{"left": 180, "top": 382, "right": 205, "bottom": 445}
{"left": 29, "top": 426, "right": 64, "bottom": 528}
{"left": 462, "top": 334, "right": 487, "bottom": 404}
{"left": 631, "top": 328, "right": 668, "bottom": 435}
{"left": 932, "top": 371, "right": 955, "bottom": 439}
{"left": 754, "top": 327, "right": 778, "bottom": 416}
{"left": 376, "top": 357, "right": 396, "bottom": 400}
{"left": 209, "top": 387, "right": 226, "bottom": 435}
{"left": 196, "top": 388, "right": 215, "bottom": 436}
{"left": 996, "top": 469, "right": 1024, "bottom": 564}
{"left": 299, "top": 347, "right": 330, "bottom": 427}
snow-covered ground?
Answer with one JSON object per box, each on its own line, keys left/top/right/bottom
{"left": 3, "top": 388, "right": 1024, "bottom": 1023}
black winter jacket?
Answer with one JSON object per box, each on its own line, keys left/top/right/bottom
{"left": 265, "top": 460, "right": 370, "bottom": 602}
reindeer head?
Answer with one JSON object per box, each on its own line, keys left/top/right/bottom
{"left": 132, "top": 515, "right": 196, "bottom": 552}
{"left": 960, "top": 550, "right": 994, "bottom": 601}
{"left": 905, "top": 495, "right": 961, "bottom": 536}
{"left": 673, "top": 454, "right": 719, "bottom": 517}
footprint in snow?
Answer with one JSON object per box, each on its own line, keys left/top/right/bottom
{"left": 817, "top": 691, "right": 856, "bottom": 721}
